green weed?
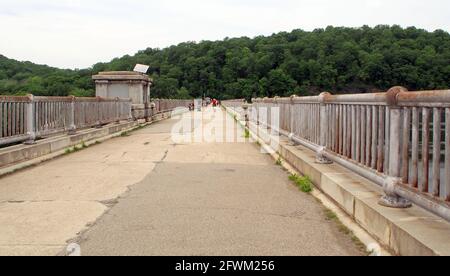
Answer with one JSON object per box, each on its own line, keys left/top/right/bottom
{"left": 289, "top": 174, "right": 313, "bottom": 193}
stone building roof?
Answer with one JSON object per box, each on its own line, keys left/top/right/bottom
{"left": 92, "top": 71, "right": 152, "bottom": 82}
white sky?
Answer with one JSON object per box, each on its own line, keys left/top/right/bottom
{"left": 0, "top": 0, "right": 449, "bottom": 69}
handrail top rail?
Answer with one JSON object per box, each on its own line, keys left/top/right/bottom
{"left": 0, "top": 95, "right": 132, "bottom": 103}
{"left": 0, "top": 95, "right": 32, "bottom": 102}
{"left": 252, "top": 89, "right": 450, "bottom": 106}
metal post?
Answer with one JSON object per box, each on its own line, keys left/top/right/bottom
{"left": 24, "top": 94, "right": 36, "bottom": 145}
{"left": 316, "top": 92, "right": 333, "bottom": 164}
{"left": 128, "top": 100, "right": 133, "bottom": 121}
{"left": 68, "top": 96, "right": 76, "bottom": 135}
{"left": 288, "top": 95, "right": 297, "bottom": 146}
{"left": 242, "top": 102, "right": 250, "bottom": 129}
{"left": 145, "top": 102, "right": 150, "bottom": 122}
{"left": 150, "top": 102, "right": 156, "bottom": 122}
{"left": 115, "top": 97, "right": 120, "bottom": 124}
{"left": 379, "top": 87, "right": 412, "bottom": 208}
{"left": 96, "top": 97, "right": 103, "bottom": 128}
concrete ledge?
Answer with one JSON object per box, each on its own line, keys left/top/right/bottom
{"left": 223, "top": 106, "right": 450, "bottom": 256}
{"left": 0, "top": 121, "right": 139, "bottom": 169}
{"left": 0, "top": 109, "right": 177, "bottom": 177}
{"left": 279, "top": 134, "right": 450, "bottom": 256}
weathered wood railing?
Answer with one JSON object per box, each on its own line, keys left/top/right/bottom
{"left": 0, "top": 95, "right": 132, "bottom": 146}
{"left": 225, "top": 88, "right": 450, "bottom": 222}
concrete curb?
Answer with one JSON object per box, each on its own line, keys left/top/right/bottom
{"left": 223, "top": 106, "right": 450, "bottom": 256}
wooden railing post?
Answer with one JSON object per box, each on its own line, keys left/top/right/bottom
{"left": 316, "top": 92, "right": 333, "bottom": 164}
{"left": 68, "top": 96, "right": 76, "bottom": 135}
{"left": 24, "top": 94, "right": 36, "bottom": 145}
{"left": 379, "top": 87, "right": 412, "bottom": 208}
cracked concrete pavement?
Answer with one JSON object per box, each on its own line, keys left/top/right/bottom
{"left": 0, "top": 119, "right": 176, "bottom": 256}
{"left": 0, "top": 109, "right": 363, "bottom": 256}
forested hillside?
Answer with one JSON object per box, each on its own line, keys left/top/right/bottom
{"left": 0, "top": 55, "right": 94, "bottom": 97}
{"left": 1, "top": 25, "right": 450, "bottom": 99}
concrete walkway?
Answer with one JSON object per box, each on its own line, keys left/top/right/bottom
{"left": 0, "top": 109, "right": 363, "bottom": 256}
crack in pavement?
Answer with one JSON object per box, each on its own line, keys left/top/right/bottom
{"left": 120, "top": 204, "right": 313, "bottom": 221}
{"left": 154, "top": 150, "right": 169, "bottom": 164}
{"left": 1, "top": 200, "right": 117, "bottom": 205}
{"left": 0, "top": 244, "right": 65, "bottom": 247}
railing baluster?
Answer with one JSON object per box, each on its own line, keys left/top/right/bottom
{"left": 402, "top": 107, "right": 411, "bottom": 184}
{"left": 351, "top": 105, "right": 357, "bottom": 160}
{"left": 432, "top": 108, "right": 441, "bottom": 197}
{"left": 25, "top": 95, "right": 36, "bottom": 145}
{"left": 327, "top": 105, "right": 331, "bottom": 149}
{"left": 349, "top": 105, "right": 353, "bottom": 158}
{"left": 411, "top": 107, "right": 420, "bottom": 188}
{"left": 377, "top": 106, "right": 385, "bottom": 173}
{"left": 12, "top": 102, "right": 17, "bottom": 136}
{"left": 0, "top": 102, "right": 3, "bottom": 138}
{"left": 338, "top": 105, "right": 342, "bottom": 155}
{"left": 361, "top": 106, "right": 366, "bottom": 165}
{"left": 343, "top": 105, "right": 348, "bottom": 157}
{"left": 366, "top": 106, "right": 372, "bottom": 167}
{"left": 384, "top": 107, "right": 390, "bottom": 174}
{"left": 335, "top": 105, "right": 339, "bottom": 153}
{"left": 316, "top": 104, "right": 320, "bottom": 144}
{"left": 371, "top": 106, "right": 378, "bottom": 169}
{"left": 356, "top": 105, "right": 361, "bottom": 162}
{"left": 445, "top": 108, "right": 450, "bottom": 201}
{"left": 7, "top": 102, "right": 12, "bottom": 137}
{"left": 331, "top": 105, "right": 335, "bottom": 151}
{"left": 422, "top": 108, "right": 430, "bottom": 193}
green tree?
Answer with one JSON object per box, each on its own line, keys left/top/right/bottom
{"left": 266, "top": 69, "right": 296, "bottom": 97}
{"left": 152, "top": 76, "right": 179, "bottom": 98}
{"left": 0, "top": 26, "right": 449, "bottom": 98}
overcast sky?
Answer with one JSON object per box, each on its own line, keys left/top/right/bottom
{"left": 0, "top": 0, "right": 449, "bottom": 69}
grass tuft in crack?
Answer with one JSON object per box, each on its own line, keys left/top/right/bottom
{"left": 244, "top": 129, "right": 251, "bottom": 139}
{"left": 64, "top": 140, "right": 101, "bottom": 155}
{"left": 276, "top": 157, "right": 283, "bottom": 166}
{"left": 323, "top": 208, "right": 369, "bottom": 255}
{"left": 120, "top": 131, "right": 131, "bottom": 137}
{"left": 289, "top": 174, "right": 313, "bottom": 193}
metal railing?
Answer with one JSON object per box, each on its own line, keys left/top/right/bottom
{"left": 0, "top": 95, "right": 132, "bottom": 146}
{"left": 153, "top": 99, "right": 193, "bottom": 113}
{"left": 0, "top": 96, "right": 193, "bottom": 147}
{"left": 0, "top": 96, "right": 30, "bottom": 145}
{"left": 225, "top": 88, "right": 450, "bottom": 221}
